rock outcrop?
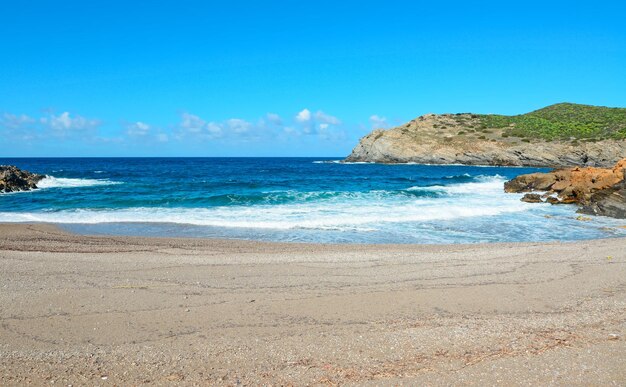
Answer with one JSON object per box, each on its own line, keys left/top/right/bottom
{"left": 345, "top": 105, "right": 626, "bottom": 167}
{"left": 347, "top": 127, "right": 625, "bottom": 168}
{"left": 0, "top": 165, "right": 45, "bottom": 193}
{"left": 579, "top": 178, "right": 626, "bottom": 219}
{"left": 504, "top": 158, "right": 626, "bottom": 218}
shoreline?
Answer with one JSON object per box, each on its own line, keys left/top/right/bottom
{"left": 1, "top": 223, "right": 625, "bottom": 385}
{"left": 8, "top": 220, "right": 626, "bottom": 247}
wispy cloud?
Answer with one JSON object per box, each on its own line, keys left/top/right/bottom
{"left": 293, "top": 108, "right": 342, "bottom": 135}
{"left": 176, "top": 108, "right": 343, "bottom": 142}
{"left": 266, "top": 113, "right": 282, "bottom": 125}
{"left": 1, "top": 108, "right": 352, "bottom": 150}
{"left": 369, "top": 114, "right": 388, "bottom": 128}
{"left": 40, "top": 112, "right": 101, "bottom": 137}
{"left": 315, "top": 111, "right": 341, "bottom": 125}
{"left": 176, "top": 112, "right": 224, "bottom": 140}
{"left": 126, "top": 121, "right": 150, "bottom": 136}
{"left": 1, "top": 111, "right": 101, "bottom": 141}
{"left": 226, "top": 118, "right": 252, "bottom": 134}
{"left": 1, "top": 113, "right": 35, "bottom": 129}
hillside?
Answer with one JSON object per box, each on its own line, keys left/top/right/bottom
{"left": 345, "top": 103, "right": 626, "bottom": 167}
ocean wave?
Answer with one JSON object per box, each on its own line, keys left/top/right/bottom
{"left": 37, "top": 176, "right": 121, "bottom": 189}
{"left": 407, "top": 174, "right": 505, "bottom": 194}
{"left": 0, "top": 193, "right": 528, "bottom": 229}
{"left": 0, "top": 171, "right": 542, "bottom": 232}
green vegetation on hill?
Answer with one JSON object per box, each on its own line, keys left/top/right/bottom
{"left": 477, "top": 103, "right": 626, "bottom": 141}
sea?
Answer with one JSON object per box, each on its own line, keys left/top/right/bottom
{"left": 1, "top": 157, "right": 625, "bottom": 244}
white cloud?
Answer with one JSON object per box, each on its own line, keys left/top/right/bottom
{"left": 2, "top": 108, "right": 350, "bottom": 148}
{"left": 369, "top": 114, "right": 388, "bottom": 128}
{"left": 179, "top": 112, "right": 207, "bottom": 133}
{"left": 226, "top": 118, "right": 252, "bottom": 134}
{"left": 40, "top": 112, "right": 100, "bottom": 134}
{"left": 176, "top": 114, "right": 257, "bottom": 140}
{"left": 1, "top": 113, "right": 35, "bottom": 129}
{"left": 2, "top": 111, "right": 100, "bottom": 141}
{"left": 126, "top": 121, "right": 150, "bottom": 136}
{"left": 266, "top": 113, "right": 282, "bottom": 125}
{"left": 206, "top": 122, "right": 223, "bottom": 136}
{"left": 315, "top": 111, "right": 341, "bottom": 125}
{"left": 175, "top": 113, "right": 225, "bottom": 140}
{"left": 294, "top": 108, "right": 342, "bottom": 135}
{"left": 295, "top": 108, "right": 311, "bottom": 122}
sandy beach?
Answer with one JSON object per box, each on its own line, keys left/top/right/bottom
{"left": 0, "top": 223, "right": 624, "bottom": 385}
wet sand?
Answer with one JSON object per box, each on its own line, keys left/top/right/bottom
{"left": 0, "top": 223, "right": 625, "bottom": 385}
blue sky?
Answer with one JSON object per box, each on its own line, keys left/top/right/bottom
{"left": 1, "top": 1, "right": 625, "bottom": 157}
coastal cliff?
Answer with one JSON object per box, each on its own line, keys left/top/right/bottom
{"left": 346, "top": 103, "right": 626, "bottom": 167}
{"left": 0, "top": 166, "right": 45, "bottom": 193}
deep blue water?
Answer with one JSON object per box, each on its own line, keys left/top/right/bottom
{"left": 1, "top": 157, "right": 625, "bottom": 243}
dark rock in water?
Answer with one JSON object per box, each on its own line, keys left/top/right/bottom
{"left": 545, "top": 196, "right": 577, "bottom": 205}
{"left": 0, "top": 165, "right": 45, "bottom": 193}
{"left": 546, "top": 196, "right": 561, "bottom": 205}
{"left": 579, "top": 174, "right": 626, "bottom": 219}
{"left": 521, "top": 193, "right": 543, "bottom": 203}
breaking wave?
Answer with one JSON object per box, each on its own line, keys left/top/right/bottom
{"left": 37, "top": 176, "right": 121, "bottom": 189}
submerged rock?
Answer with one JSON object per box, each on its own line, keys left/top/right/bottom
{"left": 504, "top": 158, "right": 626, "bottom": 218}
{"left": 0, "top": 165, "right": 45, "bottom": 193}
{"left": 521, "top": 193, "right": 543, "bottom": 203}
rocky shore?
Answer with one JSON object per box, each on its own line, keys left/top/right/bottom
{"left": 504, "top": 158, "right": 626, "bottom": 218}
{"left": 0, "top": 165, "right": 45, "bottom": 193}
{"left": 346, "top": 125, "right": 625, "bottom": 168}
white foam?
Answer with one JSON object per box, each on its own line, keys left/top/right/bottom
{"left": 408, "top": 175, "right": 505, "bottom": 194}
{"left": 37, "top": 176, "right": 121, "bottom": 189}
{"left": 313, "top": 160, "right": 373, "bottom": 164}
{"left": 0, "top": 177, "right": 529, "bottom": 229}
{"left": 0, "top": 201, "right": 527, "bottom": 229}
{"left": 1, "top": 173, "right": 542, "bottom": 232}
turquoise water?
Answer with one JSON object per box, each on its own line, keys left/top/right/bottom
{"left": 1, "top": 157, "right": 625, "bottom": 243}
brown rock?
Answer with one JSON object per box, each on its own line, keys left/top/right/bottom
{"left": 505, "top": 158, "right": 626, "bottom": 218}
{"left": 504, "top": 173, "right": 556, "bottom": 193}
{"left": 579, "top": 171, "right": 626, "bottom": 219}
{"left": 520, "top": 193, "right": 543, "bottom": 203}
{"left": 546, "top": 197, "right": 561, "bottom": 205}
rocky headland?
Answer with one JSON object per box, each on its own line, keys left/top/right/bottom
{"left": 0, "top": 165, "right": 45, "bottom": 193}
{"left": 504, "top": 158, "right": 626, "bottom": 218}
{"left": 346, "top": 103, "right": 626, "bottom": 167}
